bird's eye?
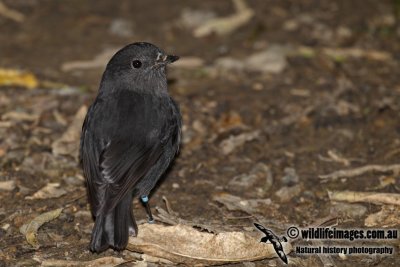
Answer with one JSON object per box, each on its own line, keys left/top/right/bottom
{"left": 131, "top": 60, "right": 142, "bottom": 69}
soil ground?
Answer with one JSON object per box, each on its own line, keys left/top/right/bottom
{"left": 0, "top": 1, "right": 399, "bottom": 266}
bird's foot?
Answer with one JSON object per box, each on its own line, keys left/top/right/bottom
{"left": 141, "top": 195, "right": 155, "bottom": 224}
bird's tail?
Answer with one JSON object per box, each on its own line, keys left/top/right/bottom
{"left": 89, "top": 193, "right": 137, "bottom": 253}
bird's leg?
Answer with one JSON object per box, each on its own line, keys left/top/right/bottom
{"left": 141, "top": 195, "right": 155, "bottom": 224}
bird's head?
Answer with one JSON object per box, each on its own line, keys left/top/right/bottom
{"left": 102, "top": 42, "right": 179, "bottom": 93}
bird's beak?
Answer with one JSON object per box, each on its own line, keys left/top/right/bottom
{"left": 157, "top": 54, "right": 179, "bottom": 65}
{"left": 164, "top": 55, "right": 179, "bottom": 64}
{"left": 153, "top": 54, "right": 179, "bottom": 69}
{"left": 167, "top": 55, "right": 180, "bottom": 63}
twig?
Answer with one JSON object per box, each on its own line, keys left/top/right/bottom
{"left": 193, "top": 0, "right": 254, "bottom": 37}
{"left": 225, "top": 215, "right": 254, "bottom": 220}
{"left": 0, "top": 210, "right": 22, "bottom": 224}
{"left": 326, "top": 150, "right": 350, "bottom": 166}
{"left": 0, "top": 1, "right": 24, "bottom": 22}
{"left": 384, "top": 147, "right": 400, "bottom": 160}
{"left": 310, "top": 216, "right": 339, "bottom": 228}
{"left": 162, "top": 195, "right": 174, "bottom": 214}
{"left": 61, "top": 49, "right": 117, "bottom": 72}
{"left": 328, "top": 190, "right": 400, "bottom": 206}
{"left": 319, "top": 164, "right": 400, "bottom": 180}
{"left": 65, "top": 193, "right": 86, "bottom": 205}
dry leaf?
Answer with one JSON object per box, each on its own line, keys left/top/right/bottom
{"left": 326, "top": 150, "right": 351, "bottom": 166}
{"left": 0, "top": 121, "right": 12, "bottom": 128}
{"left": 275, "top": 184, "right": 303, "bottom": 203}
{"left": 215, "top": 111, "right": 246, "bottom": 133}
{"left": 52, "top": 105, "right": 87, "bottom": 159}
{"left": 127, "top": 224, "right": 292, "bottom": 266}
{"left": 293, "top": 46, "right": 393, "bottom": 62}
{"left": 214, "top": 45, "right": 288, "bottom": 74}
{"left": 213, "top": 192, "right": 272, "bottom": 214}
{"left": 61, "top": 49, "right": 117, "bottom": 72}
{"left": 36, "top": 256, "right": 125, "bottom": 267}
{"left": 369, "top": 176, "right": 397, "bottom": 190}
{"left": 193, "top": 0, "right": 254, "bottom": 37}
{"left": 330, "top": 203, "right": 367, "bottom": 219}
{"left": 245, "top": 45, "right": 288, "bottom": 74}
{"left": 365, "top": 205, "right": 400, "bottom": 227}
{"left": 0, "top": 68, "right": 38, "bottom": 89}
{"left": 141, "top": 254, "right": 172, "bottom": 265}
{"left": 180, "top": 8, "right": 216, "bottom": 29}
{"left": 2, "top": 111, "right": 39, "bottom": 122}
{"left": 20, "top": 208, "right": 63, "bottom": 248}
{"left": 0, "top": 180, "right": 16, "bottom": 191}
{"left": 25, "top": 183, "right": 67, "bottom": 200}
{"left": 328, "top": 190, "right": 400, "bottom": 206}
{"left": 219, "top": 130, "right": 260, "bottom": 155}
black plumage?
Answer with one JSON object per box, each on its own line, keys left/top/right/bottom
{"left": 80, "top": 42, "right": 181, "bottom": 253}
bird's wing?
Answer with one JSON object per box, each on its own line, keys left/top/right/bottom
{"left": 81, "top": 102, "right": 104, "bottom": 214}
{"left": 98, "top": 138, "right": 163, "bottom": 214}
{"left": 81, "top": 91, "right": 166, "bottom": 216}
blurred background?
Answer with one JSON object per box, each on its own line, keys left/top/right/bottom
{"left": 0, "top": 0, "right": 399, "bottom": 266}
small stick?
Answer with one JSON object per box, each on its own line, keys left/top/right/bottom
{"left": 319, "top": 164, "right": 400, "bottom": 180}
{"left": 162, "top": 195, "right": 174, "bottom": 214}
{"left": 328, "top": 190, "right": 400, "bottom": 206}
{"left": 0, "top": 1, "right": 24, "bottom": 22}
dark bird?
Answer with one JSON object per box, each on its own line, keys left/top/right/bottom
{"left": 80, "top": 42, "right": 182, "bottom": 253}
{"left": 254, "top": 223, "right": 288, "bottom": 264}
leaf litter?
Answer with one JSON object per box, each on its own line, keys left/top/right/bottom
{"left": 364, "top": 205, "right": 400, "bottom": 227}
{"left": 52, "top": 105, "right": 88, "bottom": 159}
{"left": 25, "top": 182, "right": 67, "bottom": 200}
{"left": 219, "top": 130, "right": 260, "bottom": 155}
{"left": 34, "top": 256, "right": 125, "bottom": 267}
